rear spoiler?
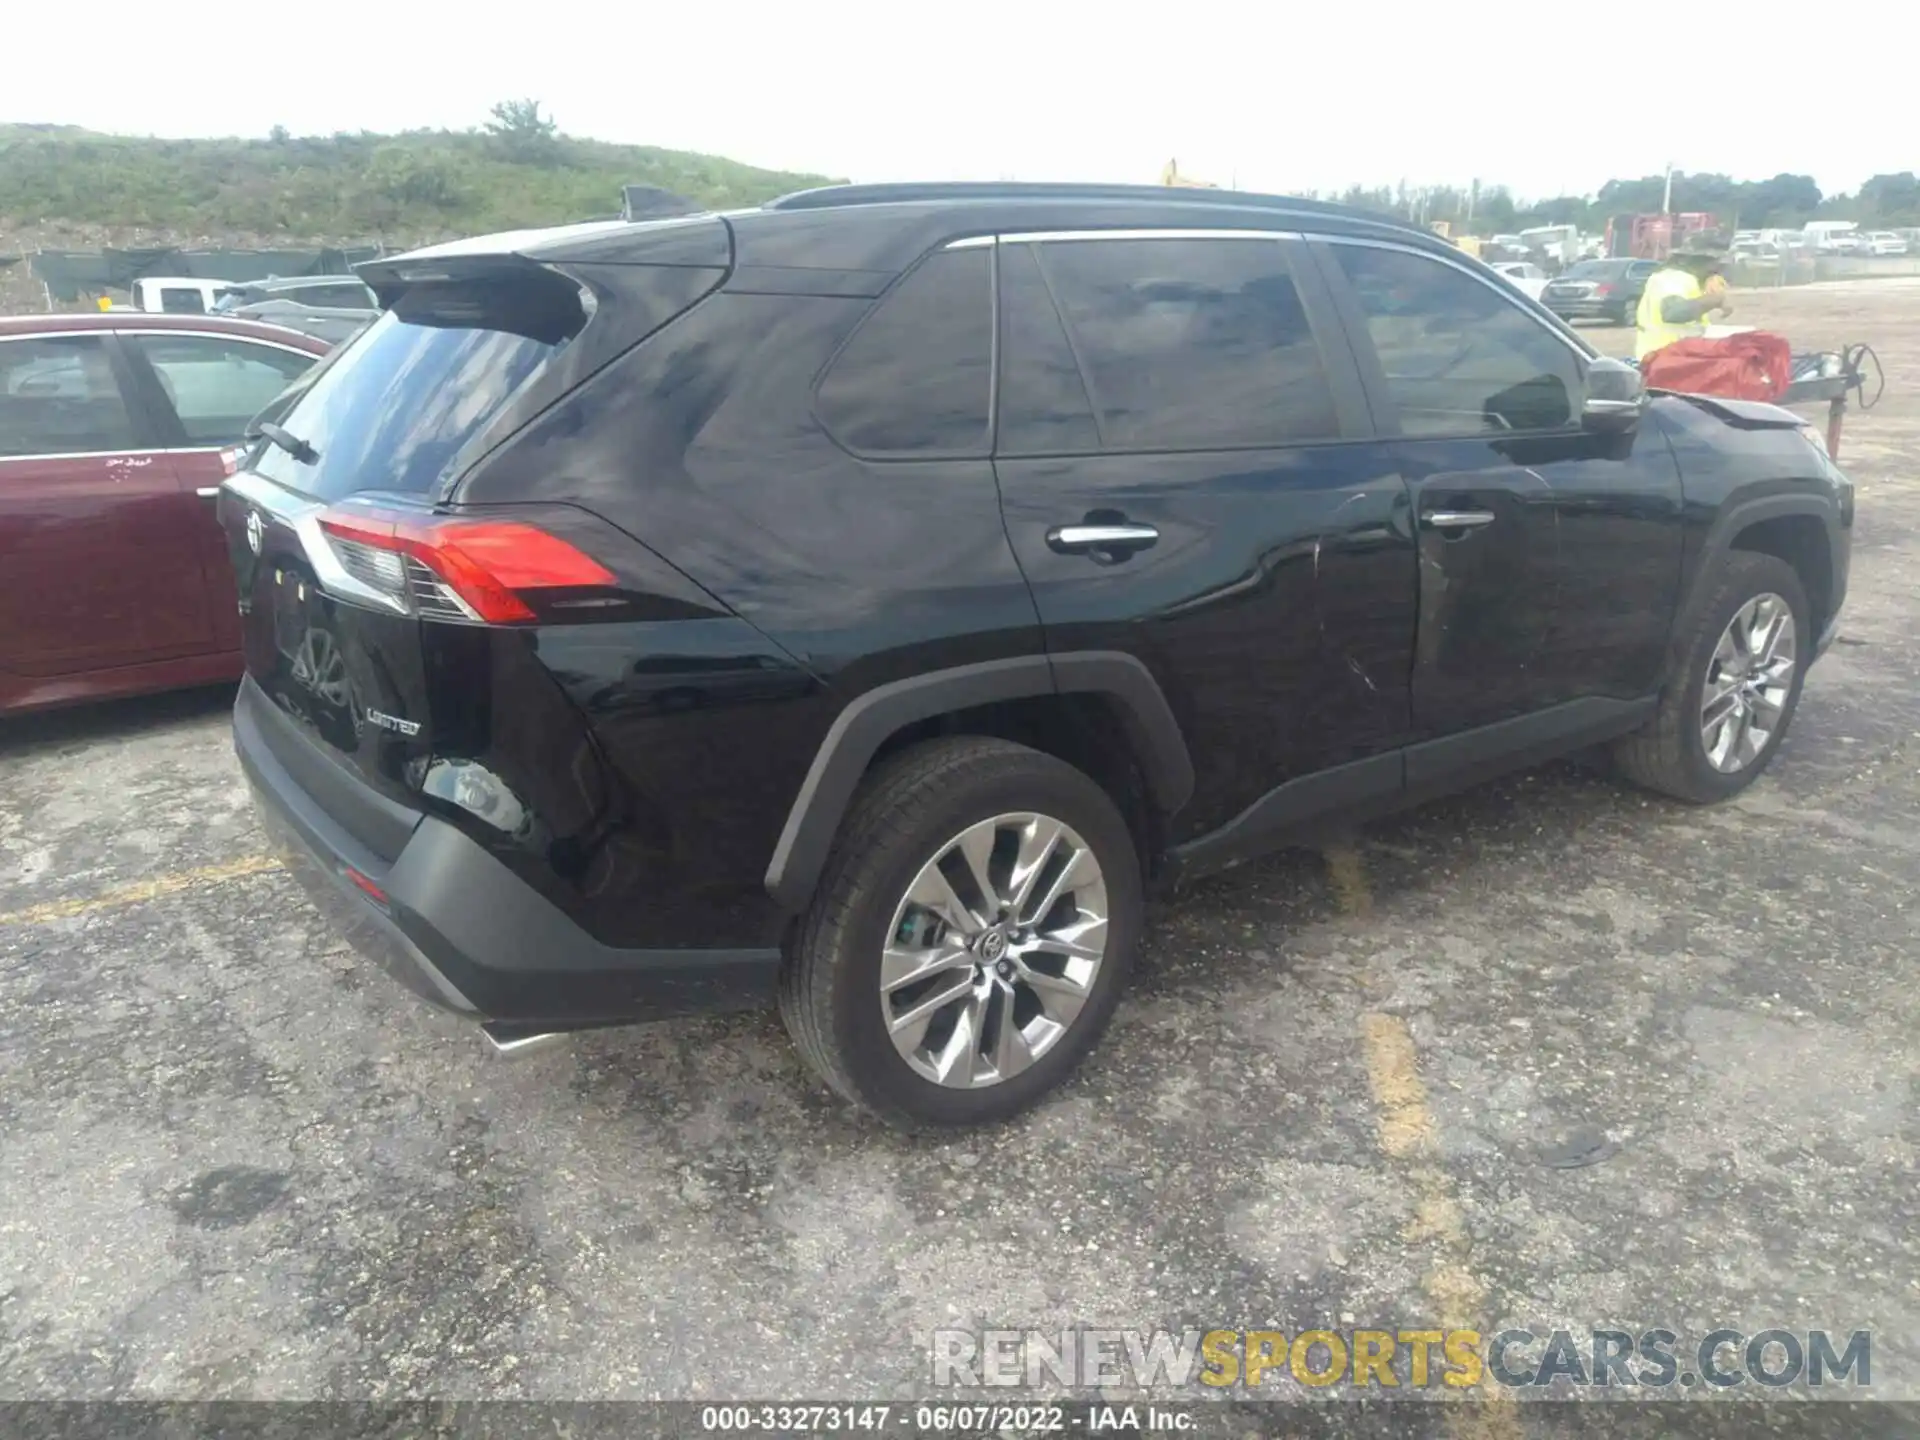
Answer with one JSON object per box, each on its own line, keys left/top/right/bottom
{"left": 356, "top": 215, "right": 732, "bottom": 306}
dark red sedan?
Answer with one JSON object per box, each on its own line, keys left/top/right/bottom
{"left": 0, "top": 312, "right": 331, "bottom": 714}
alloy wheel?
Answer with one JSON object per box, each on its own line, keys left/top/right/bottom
{"left": 1700, "top": 592, "right": 1797, "bottom": 773}
{"left": 879, "top": 812, "right": 1109, "bottom": 1089}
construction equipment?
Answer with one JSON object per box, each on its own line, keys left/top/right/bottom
{"left": 1606, "top": 212, "right": 1721, "bottom": 260}
{"left": 1161, "top": 160, "right": 1219, "bottom": 189}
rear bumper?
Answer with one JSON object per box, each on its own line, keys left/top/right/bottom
{"left": 234, "top": 677, "right": 782, "bottom": 1026}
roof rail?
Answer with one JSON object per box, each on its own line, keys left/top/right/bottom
{"left": 764, "top": 181, "right": 1413, "bottom": 229}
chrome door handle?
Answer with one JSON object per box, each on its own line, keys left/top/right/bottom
{"left": 1422, "top": 510, "right": 1496, "bottom": 530}
{"left": 1047, "top": 523, "right": 1160, "bottom": 555}
{"left": 194, "top": 486, "right": 222, "bottom": 498}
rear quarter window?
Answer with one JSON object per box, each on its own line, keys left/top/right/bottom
{"left": 814, "top": 247, "right": 992, "bottom": 457}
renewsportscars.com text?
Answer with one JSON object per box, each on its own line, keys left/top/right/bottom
{"left": 932, "top": 1326, "right": 1872, "bottom": 1391}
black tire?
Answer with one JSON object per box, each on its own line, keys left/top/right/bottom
{"left": 1613, "top": 552, "right": 1811, "bottom": 803}
{"left": 779, "top": 736, "right": 1143, "bottom": 1130}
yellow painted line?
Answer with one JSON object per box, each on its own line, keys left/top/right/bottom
{"left": 0, "top": 855, "right": 282, "bottom": 927}
{"left": 1360, "top": 1011, "right": 1521, "bottom": 1440}
{"left": 1359, "top": 1012, "right": 1436, "bottom": 1159}
{"left": 1321, "top": 842, "right": 1374, "bottom": 919}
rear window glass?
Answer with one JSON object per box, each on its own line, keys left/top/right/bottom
{"left": 249, "top": 272, "right": 585, "bottom": 500}
{"left": 1561, "top": 261, "right": 1627, "bottom": 280}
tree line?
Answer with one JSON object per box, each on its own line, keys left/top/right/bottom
{"left": 1313, "top": 171, "right": 1920, "bottom": 235}
{"left": 0, "top": 103, "right": 835, "bottom": 242}
{"left": 2, "top": 104, "right": 1914, "bottom": 243}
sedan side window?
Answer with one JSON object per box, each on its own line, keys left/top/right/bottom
{"left": 0, "top": 335, "right": 138, "bottom": 458}
{"left": 1332, "top": 244, "right": 1583, "bottom": 436}
{"left": 126, "top": 334, "right": 316, "bottom": 447}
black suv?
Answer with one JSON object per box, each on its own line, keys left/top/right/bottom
{"left": 222, "top": 183, "right": 1853, "bottom": 1128}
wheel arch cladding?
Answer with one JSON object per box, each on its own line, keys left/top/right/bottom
{"left": 762, "top": 652, "right": 1193, "bottom": 911}
{"left": 1689, "top": 494, "right": 1840, "bottom": 637}
{"left": 1729, "top": 512, "right": 1833, "bottom": 637}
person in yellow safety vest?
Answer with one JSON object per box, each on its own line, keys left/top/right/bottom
{"left": 1635, "top": 247, "right": 1733, "bottom": 360}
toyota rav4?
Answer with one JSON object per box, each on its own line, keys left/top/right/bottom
{"left": 221, "top": 183, "right": 1854, "bottom": 1129}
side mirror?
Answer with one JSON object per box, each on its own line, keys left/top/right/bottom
{"left": 1582, "top": 357, "right": 1646, "bottom": 433}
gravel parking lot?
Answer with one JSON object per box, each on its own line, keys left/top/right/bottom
{"left": 2, "top": 281, "right": 1916, "bottom": 1423}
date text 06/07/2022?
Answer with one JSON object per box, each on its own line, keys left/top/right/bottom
{"left": 697, "top": 1402, "right": 1195, "bottom": 1432}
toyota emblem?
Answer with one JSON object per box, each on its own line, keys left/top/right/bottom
{"left": 245, "top": 510, "right": 264, "bottom": 555}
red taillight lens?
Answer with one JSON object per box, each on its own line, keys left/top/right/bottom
{"left": 1593, "top": 283, "right": 1614, "bottom": 296}
{"left": 317, "top": 510, "right": 616, "bottom": 624}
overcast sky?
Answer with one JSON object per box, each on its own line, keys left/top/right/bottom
{"left": 9, "top": 2, "right": 1908, "bottom": 200}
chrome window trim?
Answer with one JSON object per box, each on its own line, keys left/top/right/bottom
{"left": 1305, "top": 231, "right": 1596, "bottom": 365}
{"left": 0, "top": 446, "right": 233, "bottom": 464}
{"left": 114, "top": 329, "right": 326, "bottom": 364}
{"left": 0, "top": 327, "right": 321, "bottom": 360}
{"left": 947, "top": 227, "right": 1301, "bottom": 249}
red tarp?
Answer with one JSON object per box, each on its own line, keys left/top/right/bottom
{"left": 1640, "top": 332, "right": 1793, "bottom": 402}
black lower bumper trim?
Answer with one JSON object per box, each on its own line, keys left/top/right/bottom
{"left": 234, "top": 678, "right": 783, "bottom": 1026}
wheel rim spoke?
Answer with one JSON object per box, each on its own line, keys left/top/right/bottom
{"left": 886, "top": 970, "right": 977, "bottom": 1042}
{"left": 881, "top": 942, "right": 971, "bottom": 994}
{"left": 880, "top": 810, "right": 1110, "bottom": 1090}
{"left": 1699, "top": 592, "right": 1797, "bottom": 774}
{"left": 906, "top": 864, "right": 987, "bottom": 938}
{"left": 1007, "top": 817, "right": 1064, "bottom": 917}
{"left": 1021, "top": 843, "right": 1091, "bottom": 928}
{"left": 992, "top": 991, "right": 1037, "bottom": 1080}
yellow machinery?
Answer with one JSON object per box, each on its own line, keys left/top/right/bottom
{"left": 1161, "top": 160, "right": 1219, "bottom": 189}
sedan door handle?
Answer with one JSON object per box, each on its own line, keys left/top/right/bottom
{"left": 1047, "top": 523, "right": 1160, "bottom": 557}
{"left": 1422, "top": 509, "right": 1496, "bottom": 530}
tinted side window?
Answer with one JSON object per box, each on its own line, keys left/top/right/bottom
{"left": 1332, "top": 245, "right": 1582, "bottom": 436}
{"left": 0, "top": 335, "right": 138, "bottom": 458}
{"left": 128, "top": 334, "right": 315, "bottom": 446}
{"left": 1033, "top": 237, "right": 1341, "bottom": 450}
{"left": 816, "top": 248, "right": 991, "bottom": 456}
{"left": 998, "top": 241, "right": 1099, "bottom": 455}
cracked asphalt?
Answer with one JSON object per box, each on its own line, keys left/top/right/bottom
{"left": 1, "top": 282, "right": 1916, "bottom": 1429}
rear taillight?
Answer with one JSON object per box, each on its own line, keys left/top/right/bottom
{"left": 1593, "top": 283, "right": 1614, "bottom": 296}
{"left": 316, "top": 510, "right": 615, "bottom": 624}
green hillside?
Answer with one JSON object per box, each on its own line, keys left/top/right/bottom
{"left": 0, "top": 115, "right": 840, "bottom": 240}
